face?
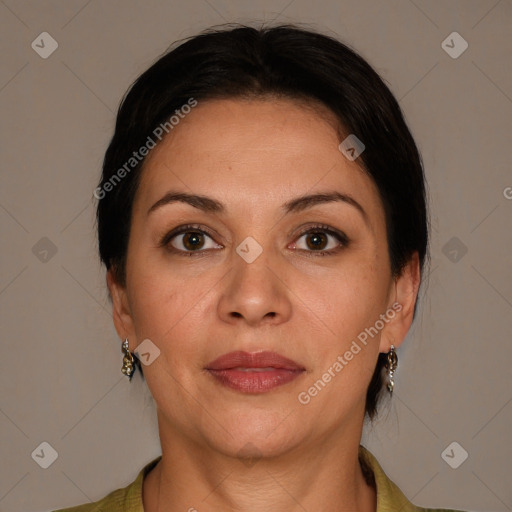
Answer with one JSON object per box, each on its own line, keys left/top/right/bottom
{"left": 108, "top": 97, "right": 419, "bottom": 458}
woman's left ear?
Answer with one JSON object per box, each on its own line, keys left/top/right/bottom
{"left": 106, "top": 269, "right": 136, "bottom": 342}
{"left": 379, "top": 251, "right": 421, "bottom": 353}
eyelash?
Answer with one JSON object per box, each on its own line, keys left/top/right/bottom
{"left": 159, "top": 223, "right": 349, "bottom": 257}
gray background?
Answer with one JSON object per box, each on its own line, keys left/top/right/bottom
{"left": 0, "top": 1, "right": 511, "bottom": 511}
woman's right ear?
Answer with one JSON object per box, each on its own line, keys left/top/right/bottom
{"left": 106, "top": 269, "right": 136, "bottom": 341}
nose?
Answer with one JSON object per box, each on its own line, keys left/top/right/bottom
{"left": 217, "top": 244, "right": 293, "bottom": 327}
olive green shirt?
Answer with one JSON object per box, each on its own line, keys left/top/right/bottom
{"left": 54, "top": 445, "right": 464, "bottom": 511}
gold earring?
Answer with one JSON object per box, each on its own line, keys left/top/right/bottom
{"left": 121, "top": 338, "right": 135, "bottom": 380}
{"left": 385, "top": 344, "right": 398, "bottom": 394}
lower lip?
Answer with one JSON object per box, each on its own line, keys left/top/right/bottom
{"left": 206, "top": 368, "right": 304, "bottom": 393}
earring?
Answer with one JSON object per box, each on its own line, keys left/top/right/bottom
{"left": 385, "top": 344, "right": 398, "bottom": 394}
{"left": 121, "top": 338, "right": 135, "bottom": 380}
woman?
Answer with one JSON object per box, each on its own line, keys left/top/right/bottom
{"left": 56, "top": 23, "right": 465, "bottom": 512}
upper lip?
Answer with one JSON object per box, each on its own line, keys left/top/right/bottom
{"left": 206, "top": 351, "right": 305, "bottom": 371}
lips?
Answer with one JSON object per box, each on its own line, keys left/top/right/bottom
{"left": 205, "top": 351, "right": 305, "bottom": 393}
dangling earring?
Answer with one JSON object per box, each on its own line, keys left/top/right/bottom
{"left": 121, "top": 338, "right": 135, "bottom": 380}
{"left": 385, "top": 344, "right": 398, "bottom": 394}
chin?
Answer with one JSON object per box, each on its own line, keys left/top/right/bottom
{"left": 202, "top": 409, "right": 308, "bottom": 460}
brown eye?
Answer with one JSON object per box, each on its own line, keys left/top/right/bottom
{"left": 161, "top": 224, "right": 222, "bottom": 255}
{"left": 170, "top": 230, "right": 218, "bottom": 252}
{"left": 304, "top": 232, "right": 329, "bottom": 250}
{"left": 180, "top": 231, "right": 206, "bottom": 251}
{"left": 293, "top": 225, "right": 349, "bottom": 255}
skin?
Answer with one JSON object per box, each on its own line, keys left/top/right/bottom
{"left": 107, "top": 97, "right": 420, "bottom": 512}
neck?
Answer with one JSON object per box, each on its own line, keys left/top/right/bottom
{"left": 143, "top": 413, "right": 376, "bottom": 512}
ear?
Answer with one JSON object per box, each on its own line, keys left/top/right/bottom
{"left": 379, "top": 251, "right": 421, "bottom": 353}
{"left": 106, "top": 269, "right": 136, "bottom": 342}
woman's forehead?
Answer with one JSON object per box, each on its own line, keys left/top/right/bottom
{"left": 148, "top": 98, "right": 342, "bottom": 158}
{"left": 137, "top": 97, "right": 373, "bottom": 204}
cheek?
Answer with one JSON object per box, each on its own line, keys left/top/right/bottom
{"left": 296, "top": 255, "right": 390, "bottom": 408}
{"left": 128, "top": 277, "right": 199, "bottom": 344}
{"left": 307, "top": 254, "right": 390, "bottom": 341}
{"left": 125, "top": 252, "right": 216, "bottom": 362}
{"left": 293, "top": 264, "right": 388, "bottom": 418}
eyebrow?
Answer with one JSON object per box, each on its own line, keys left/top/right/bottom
{"left": 147, "top": 190, "right": 369, "bottom": 225}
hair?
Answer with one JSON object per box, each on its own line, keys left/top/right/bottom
{"left": 96, "top": 23, "right": 429, "bottom": 422}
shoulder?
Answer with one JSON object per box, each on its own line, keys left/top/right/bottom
{"left": 358, "top": 445, "right": 467, "bottom": 512}
{"left": 52, "top": 456, "right": 162, "bottom": 512}
{"left": 52, "top": 485, "right": 129, "bottom": 512}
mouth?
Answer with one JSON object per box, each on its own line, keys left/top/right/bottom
{"left": 205, "top": 351, "right": 305, "bottom": 393}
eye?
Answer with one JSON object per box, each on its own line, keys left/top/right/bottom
{"left": 160, "top": 224, "right": 222, "bottom": 255}
{"left": 292, "top": 224, "right": 349, "bottom": 256}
